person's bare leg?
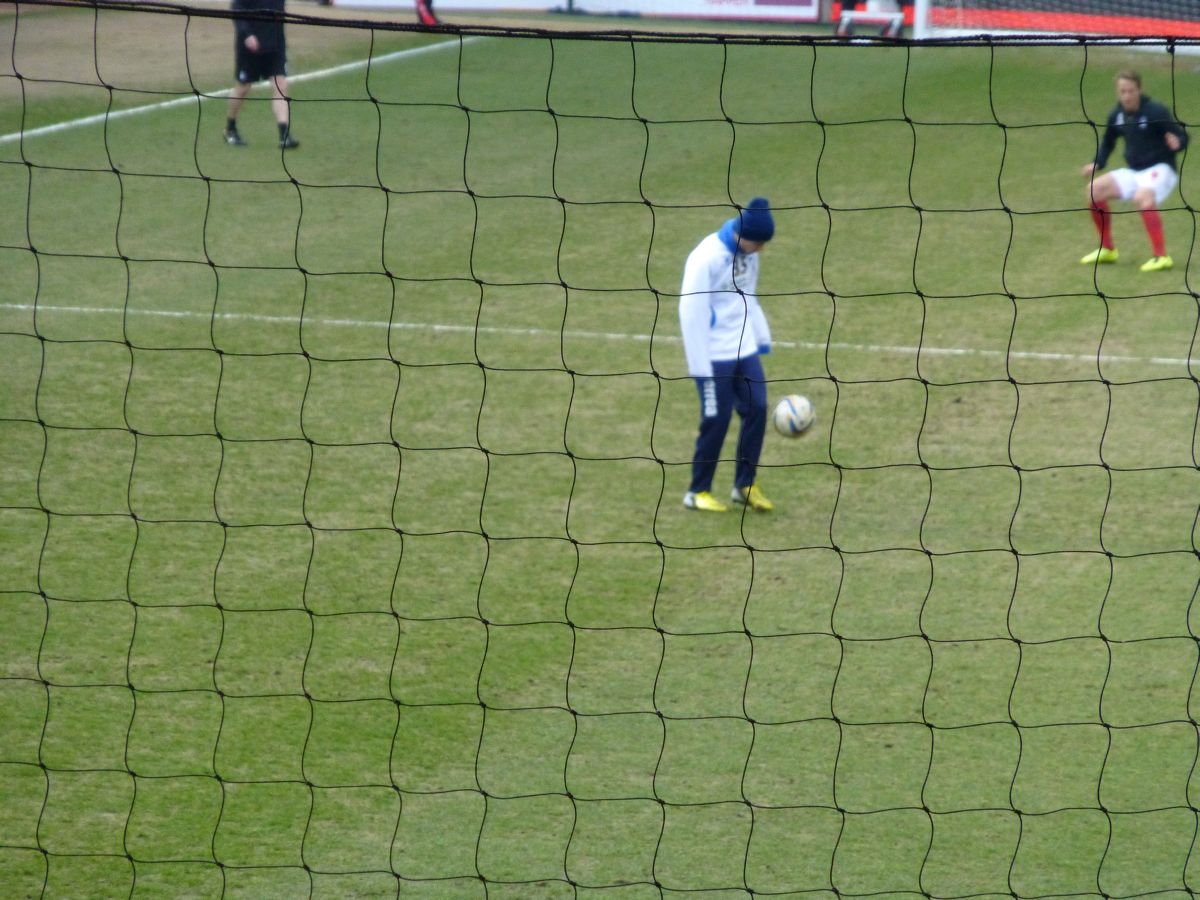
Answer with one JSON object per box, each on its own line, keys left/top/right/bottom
{"left": 271, "top": 76, "right": 297, "bottom": 147}
{"left": 227, "top": 82, "right": 252, "bottom": 127}
{"left": 271, "top": 76, "right": 290, "bottom": 128}
{"left": 224, "top": 82, "right": 252, "bottom": 144}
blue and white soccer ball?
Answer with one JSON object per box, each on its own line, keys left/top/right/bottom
{"left": 772, "top": 394, "right": 815, "bottom": 437}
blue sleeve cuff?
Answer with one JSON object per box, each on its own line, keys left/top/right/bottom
{"left": 757, "top": 344, "right": 771, "bottom": 356}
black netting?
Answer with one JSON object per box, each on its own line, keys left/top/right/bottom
{"left": 2, "top": 2, "right": 1200, "bottom": 898}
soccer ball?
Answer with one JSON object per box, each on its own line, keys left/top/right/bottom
{"left": 772, "top": 394, "right": 815, "bottom": 437}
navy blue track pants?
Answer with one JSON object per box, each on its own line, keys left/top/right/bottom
{"left": 689, "top": 354, "right": 768, "bottom": 494}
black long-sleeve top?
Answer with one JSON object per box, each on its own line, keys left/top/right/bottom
{"left": 233, "top": 0, "right": 286, "bottom": 54}
{"left": 1095, "top": 95, "right": 1188, "bottom": 172}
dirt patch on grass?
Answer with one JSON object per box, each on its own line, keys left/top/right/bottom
{"left": 0, "top": 1, "right": 443, "bottom": 97}
{"left": 0, "top": 0, "right": 816, "bottom": 101}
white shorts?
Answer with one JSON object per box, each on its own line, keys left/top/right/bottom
{"left": 1108, "top": 163, "right": 1178, "bottom": 205}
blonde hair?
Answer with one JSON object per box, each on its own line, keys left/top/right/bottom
{"left": 1116, "top": 70, "right": 1142, "bottom": 88}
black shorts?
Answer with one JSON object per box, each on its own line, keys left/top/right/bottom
{"left": 235, "top": 43, "right": 288, "bottom": 84}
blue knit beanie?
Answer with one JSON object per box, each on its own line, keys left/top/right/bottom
{"left": 736, "top": 197, "right": 775, "bottom": 242}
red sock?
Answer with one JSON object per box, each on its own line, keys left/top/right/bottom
{"left": 1140, "top": 208, "right": 1166, "bottom": 257}
{"left": 1089, "top": 201, "right": 1113, "bottom": 249}
{"left": 416, "top": 0, "right": 439, "bottom": 24}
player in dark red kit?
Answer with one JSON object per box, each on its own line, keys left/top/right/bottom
{"left": 224, "top": 0, "right": 299, "bottom": 149}
{"left": 1081, "top": 70, "right": 1186, "bottom": 273}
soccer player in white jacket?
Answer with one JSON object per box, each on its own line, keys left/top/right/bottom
{"left": 679, "top": 197, "right": 776, "bottom": 513}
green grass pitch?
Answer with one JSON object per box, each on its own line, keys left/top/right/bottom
{"left": 3, "top": 8, "right": 1200, "bottom": 898}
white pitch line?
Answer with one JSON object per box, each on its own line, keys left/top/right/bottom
{"left": 1, "top": 302, "right": 1196, "bottom": 367}
{"left": 0, "top": 37, "right": 474, "bottom": 146}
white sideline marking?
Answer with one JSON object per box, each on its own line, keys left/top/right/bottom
{"left": 1, "top": 302, "right": 1195, "bottom": 367}
{"left": 0, "top": 38, "right": 473, "bottom": 146}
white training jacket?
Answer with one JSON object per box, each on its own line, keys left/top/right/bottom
{"left": 678, "top": 232, "right": 771, "bottom": 379}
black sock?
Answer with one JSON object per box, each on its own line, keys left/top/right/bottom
{"left": 227, "top": 118, "right": 237, "bottom": 133}
{"left": 278, "top": 121, "right": 289, "bottom": 139}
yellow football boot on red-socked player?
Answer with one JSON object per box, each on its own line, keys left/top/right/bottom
{"left": 1080, "top": 247, "right": 1118, "bottom": 265}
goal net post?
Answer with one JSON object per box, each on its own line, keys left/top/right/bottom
{"left": 836, "top": 1, "right": 906, "bottom": 39}
{"left": 913, "top": 0, "right": 1200, "bottom": 40}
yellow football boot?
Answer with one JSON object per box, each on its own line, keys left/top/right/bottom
{"left": 683, "top": 491, "right": 729, "bottom": 513}
{"left": 731, "top": 484, "right": 774, "bottom": 512}
{"left": 1079, "top": 247, "right": 1118, "bottom": 265}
